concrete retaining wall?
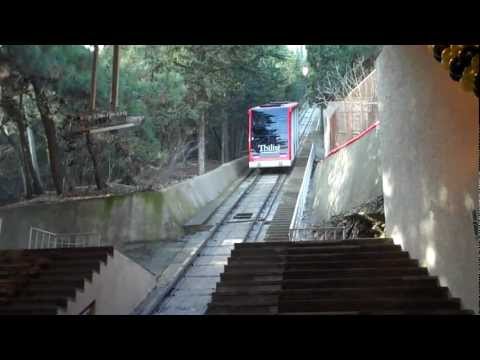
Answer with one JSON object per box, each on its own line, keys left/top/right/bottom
{"left": 311, "top": 125, "right": 383, "bottom": 223}
{"left": 377, "top": 45, "right": 478, "bottom": 313}
{"left": 0, "top": 156, "right": 248, "bottom": 249}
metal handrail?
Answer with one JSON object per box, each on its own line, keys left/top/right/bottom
{"left": 289, "top": 143, "right": 316, "bottom": 241}
{"left": 289, "top": 226, "right": 346, "bottom": 242}
{"left": 287, "top": 107, "right": 319, "bottom": 242}
{"left": 28, "top": 227, "right": 102, "bottom": 249}
{"left": 289, "top": 106, "right": 346, "bottom": 242}
{"left": 299, "top": 107, "right": 316, "bottom": 143}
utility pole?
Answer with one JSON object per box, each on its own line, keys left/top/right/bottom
{"left": 110, "top": 45, "right": 120, "bottom": 112}
{"left": 90, "top": 45, "right": 99, "bottom": 112}
{"left": 86, "top": 44, "right": 105, "bottom": 190}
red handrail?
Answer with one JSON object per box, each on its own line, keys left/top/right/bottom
{"left": 327, "top": 121, "right": 380, "bottom": 158}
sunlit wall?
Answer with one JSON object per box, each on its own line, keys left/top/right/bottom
{"left": 377, "top": 45, "right": 479, "bottom": 313}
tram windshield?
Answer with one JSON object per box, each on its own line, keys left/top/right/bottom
{"left": 251, "top": 107, "right": 289, "bottom": 157}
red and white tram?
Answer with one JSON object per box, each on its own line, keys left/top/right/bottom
{"left": 248, "top": 101, "right": 300, "bottom": 168}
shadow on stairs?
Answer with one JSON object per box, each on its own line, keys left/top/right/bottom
{"left": 206, "top": 238, "right": 474, "bottom": 315}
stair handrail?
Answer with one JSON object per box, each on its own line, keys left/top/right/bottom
{"left": 289, "top": 142, "right": 316, "bottom": 241}
{"left": 289, "top": 226, "right": 346, "bottom": 242}
{"left": 28, "top": 227, "right": 102, "bottom": 249}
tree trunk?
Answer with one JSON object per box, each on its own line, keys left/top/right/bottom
{"left": 32, "top": 81, "right": 63, "bottom": 195}
{"left": 19, "top": 94, "right": 43, "bottom": 195}
{"left": 90, "top": 45, "right": 99, "bottom": 112}
{"left": 26, "top": 126, "right": 42, "bottom": 188}
{"left": 221, "top": 120, "right": 229, "bottom": 163}
{"left": 234, "top": 122, "right": 245, "bottom": 159}
{"left": 86, "top": 45, "right": 106, "bottom": 190}
{"left": 110, "top": 45, "right": 120, "bottom": 112}
{"left": 15, "top": 116, "right": 34, "bottom": 198}
{"left": 198, "top": 112, "right": 206, "bottom": 175}
{"left": 1, "top": 125, "right": 28, "bottom": 197}
{"left": 1, "top": 91, "right": 43, "bottom": 197}
{"left": 210, "top": 126, "right": 222, "bottom": 156}
{"left": 85, "top": 132, "right": 106, "bottom": 190}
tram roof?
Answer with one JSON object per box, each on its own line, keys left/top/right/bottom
{"left": 250, "top": 101, "right": 299, "bottom": 111}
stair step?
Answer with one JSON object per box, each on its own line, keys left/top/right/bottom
{"left": 0, "top": 302, "right": 60, "bottom": 314}
{"left": 235, "top": 238, "right": 394, "bottom": 249}
{"left": 215, "top": 284, "right": 283, "bottom": 294}
{"left": 213, "top": 285, "right": 449, "bottom": 298}
{"left": 30, "top": 270, "right": 95, "bottom": 282}
{"left": 25, "top": 277, "right": 87, "bottom": 289}
{"left": 206, "top": 305, "right": 278, "bottom": 314}
{"left": 221, "top": 267, "right": 428, "bottom": 281}
{"left": 0, "top": 294, "right": 69, "bottom": 308}
{"left": 0, "top": 265, "right": 101, "bottom": 280}
{"left": 278, "top": 310, "right": 473, "bottom": 315}
{"left": 227, "top": 251, "right": 411, "bottom": 263}
{"left": 17, "top": 286, "right": 77, "bottom": 299}
{"left": 217, "top": 275, "right": 440, "bottom": 290}
{"left": 278, "top": 298, "right": 462, "bottom": 312}
{"left": 209, "top": 291, "right": 455, "bottom": 307}
{"left": 0, "top": 309, "right": 58, "bottom": 315}
{"left": 211, "top": 294, "right": 278, "bottom": 306}
{"left": 17, "top": 249, "right": 112, "bottom": 262}
{"left": 226, "top": 258, "right": 418, "bottom": 270}
{"left": 231, "top": 244, "right": 402, "bottom": 256}
{"left": 0, "top": 259, "right": 103, "bottom": 270}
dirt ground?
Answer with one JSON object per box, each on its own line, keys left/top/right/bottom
{"left": 162, "top": 160, "right": 221, "bottom": 184}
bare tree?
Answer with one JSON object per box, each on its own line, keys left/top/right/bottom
{"left": 32, "top": 80, "right": 64, "bottom": 195}
{"left": 316, "top": 57, "right": 374, "bottom": 104}
{"left": 1, "top": 84, "right": 43, "bottom": 197}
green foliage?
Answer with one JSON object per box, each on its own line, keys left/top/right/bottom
{"left": 1, "top": 44, "right": 307, "bottom": 194}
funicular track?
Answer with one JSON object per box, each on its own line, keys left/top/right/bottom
{"left": 150, "top": 106, "right": 317, "bottom": 315}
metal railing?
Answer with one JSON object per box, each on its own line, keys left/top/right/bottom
{"left": 28, "top": 227, "right": 102, "bottom": 249}
{"left": 289, "top": 226, "right": 346, "bottom": 242}
{"left": 289, "top": 143, "right": 316, "bottom": 241}
{"left": 299, "top": 107, "right": 317, "bottom": 143}
{"left": 289, "top": 106, "right": 346, "bottom": 242}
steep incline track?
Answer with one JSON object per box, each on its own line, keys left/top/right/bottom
{"left": 153, "top": 173, "right": 285, "bottom": 314}
{"left": 149, "top": 106, "right": 317, "bottom": 315}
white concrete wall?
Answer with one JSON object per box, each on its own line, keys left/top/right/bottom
{"left": 377, "top": 45, "right": 479, "bottom": 313}
{"left": 58, "top": 249, "right": 156, "bottom": 315}
{"left": 312, "top": 127, "right": 383, "bottom": 223}
{"left": 0, "top": 156, "right": 248, "bottom": 248}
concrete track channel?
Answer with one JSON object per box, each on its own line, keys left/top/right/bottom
{"left": 153, "top": 171, "right": 286, "bottom": 315}
{"left": 151, "top": 106, "right": 317, "bottom": 315}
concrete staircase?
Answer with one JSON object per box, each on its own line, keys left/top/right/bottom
{"left": 0, "top": 247, "right": 113, "bottom": 315}
{"left": 206, "top": 238, "right": 473, "bottom": 314}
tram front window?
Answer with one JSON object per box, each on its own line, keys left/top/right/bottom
{"left": 251, "top": 108, "right": 288, "bottom": 157}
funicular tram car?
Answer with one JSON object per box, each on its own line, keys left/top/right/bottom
{"left": 248, "top": 101, "right": 300, "bottom": 168}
